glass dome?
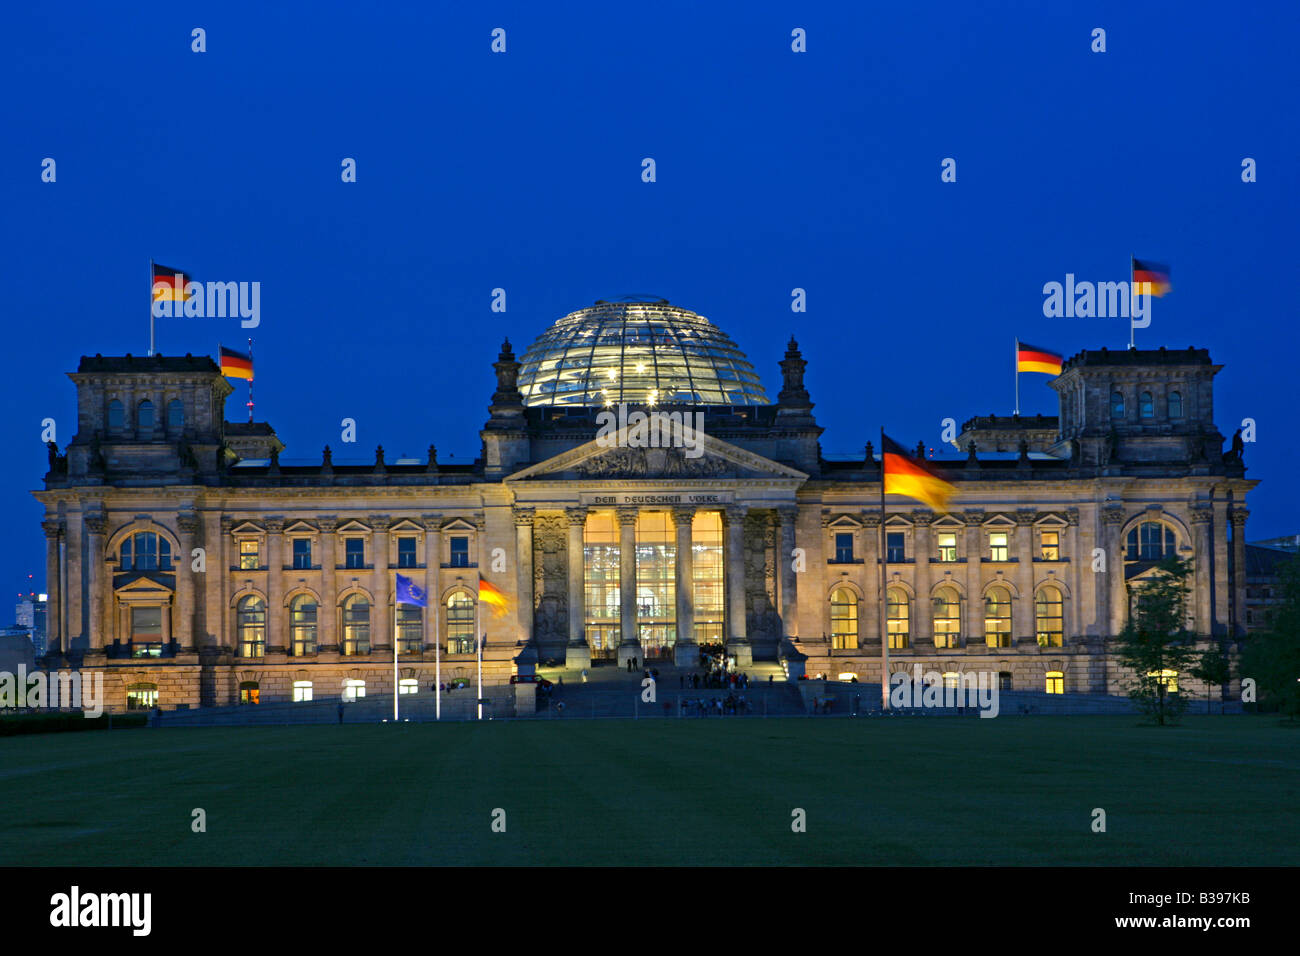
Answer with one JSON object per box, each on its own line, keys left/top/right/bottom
{"left": 516, "top": 298, "right": 770, "bottom": 407}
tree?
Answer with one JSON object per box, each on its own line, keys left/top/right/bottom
{"left": 1239, "top": 554, "right": 1300, "bottom": 720}
{"left": 1189, "top": 644, "right": 1231, "bottom": 715}
{"left": 1116, "top": 556, "right": 1199, "bottom": 725}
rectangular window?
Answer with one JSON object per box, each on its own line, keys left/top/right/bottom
{"left": 131, "top": 606, "right": 162, "bottom": 642}
{"left": 834, "top": 532, "right": 854, "bottom": 563}
{"left": 584, "top": 513, "right": 621, "bottom": 658}
{"left": 292, "top": 538, "right": 312, "bottom": 569}
{"left": 342, "top": 679, "right": 366, "bottom": 702}
{"left": 989, "top": 531, "right": 1009, "bottom": 562}
{"left": 691, "top": 511, "right": 724, "bottom": 648}
{"left": 126, "top": 687, "right": 158, "bottom": 710}
{"left": 397, "top": 536, "right": 418, "bottom": 569}
{"left": 399, "top": 678, "right": 419, "bottom": 695}
{"left": 239, "top": 539, "right": 260, "bottom": 570}
{"left": 1040, "top": 530, "right": 1060, "bottom": 561}
{"left": 344, "top": 538, "right": 365, "bottom": 569}
{"left": 449, "top": 536, "right": 469, "bottom": 568}
{"left": 885, "top": 532, "right": 905, "bottom": 563}
{"left": 1045, "top": 672, "right": 1064, "bottom": 695}
{"left": 292, "top": 681, "right": 313, "bottom": 702}
{"left": 936, "top": 532, "right": 957, "bottom": 563}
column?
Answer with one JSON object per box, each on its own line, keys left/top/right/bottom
{"left": 777, "top": 506, "right": 799, "bottom": 642}
{"left": 319, "top": 516, "right": 339, "bottom": 652}
{"left": 672, "top": 506, "right": 698, "bottom": 667}
{"left": 84, "top": 514, "right": 107, "bottom": 654}
{"left": 1211, "top": 499, "right": 1231, "bottom": 637}
{"left": 1230, "top": 507, "right": 1249, "bottom": 638}
{"left": 1014, "top": 510, "right": 1036, "bottom": 646}
{"left": 725, "top": 504, "right": 752, "bottom": 665}
{"left": 913, "top": 511, "right": 933, "bottom": 647}
{"left": 1102, "top": 506, "right": 1127, "bottom": 638}
{"left": 216, "top": 516, "right": 233, "bottom": 656}
{"left": 370, "top": 515, "right": 390, "bottom": 652}
{"left": 264, "top": 517, "right": 285, "bottom": 654}
{"left": 42, "top": 518, "right": 63, "bottom": 660}
{"left": 565, "top": 507, "right": 591, "bottom": 670}
{"left": 1065, "top": 508, "right": 1082, "bottom": 642}
{"left": 963, "top": 511, "right": 984, "bottom": 649}
{"left": 862, "top": 514, "right": 881, "bottom": 648}
{"left": 176, "top": 512, "right": 200, "bottom": 653}
{"left": 615, "top": 506, "right": 641, "bottom": 667}
{"left": 514, "top": 507, "right": 535, "bottom": 646}
{"left": 1191, "top": 506, "right": 1214, "bottom": 638}
{"left": 422, "top": 514, "right": 441, "bottom": 652}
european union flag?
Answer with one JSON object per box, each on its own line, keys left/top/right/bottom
{"left": 395, "top": 573, "right": 427, "bottom": 607}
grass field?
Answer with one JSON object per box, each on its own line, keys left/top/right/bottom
{"left": 2, "top": 716, "right": 1296, "bottom": 866}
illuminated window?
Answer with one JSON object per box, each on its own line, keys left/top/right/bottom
{"left": 1168, "top": 390, "right": 1183, "bottom": 418}
{"left": 343, "top": 679, "right": 366, "bottom": 702}
{"left": 932, "top": 586, "right": 960, "bottom": 648}
{"left": 239, "top": 538, "right": 260, "bottom": 570}
{"left": 1111, "top": 392, "right": 1124, "bottom": 418}
{"left": 399, "top": 678, "right": 419, "bottom": 695}
{"left": 584, "top": 512, "right": 621, "bottom": 658}
{"left": 1126, "top": 522, "right": 1176, "bottom": 561}
{"left": 834, "top": 533, "right": 854, "bottom": 563}
{"left": 936, "top": 532, "right": 957, "bottom": 563}
{"left": 942, "top": 671, "right": 960, "bottom": 691}
{"left": 988, "top": 531, "right": 1009, "bottom": 562}
{"left": 1036, "top": 586, "right": 1064, "bottom": 647}
{"left": 1045, "top": 671, "right": 1064, "bottom": 694}
{"left": 692, "top": 511, "right": 725, "bottom": 646}
{"left": 237, "top": 595, "right": 265, "bottom": 657}
{"left": 396, "top": 603, "right": 422, "bottom": 654}
{"left": 830, "top": 587, "right": 858, "bottom": 649}
{"left": 239, "top": 681, "right": 260, "bottom": 705}
{"left": 984, "top": 586, "right": 1011, "bottom": 648}
{"left": 121, "top": 532, "right": 171, "bottom": 571}
{"left": 1039, "top": 530, "right": 1059, "bottom": 561}
{"left": 1140, "top": 391, "right": 1154, "bottom": 419}
{"left": 293, "top": 680, "right": 313, "bottom": 702}
{"left": 1149, "top": 669, "right": 1179, "bottom": 692}
{"left": 886, "top": 588, "right": 909, "bottom": 649}
{"left": 397, "top": 536, "right": 418, "bottom": 568}
{"left": 290, "top": 595, "right": 317, "bottom": 655}
{"left": 635, "top": 512, "right": 676, "bottom": 659}
{"left": 342, "top": 595, "right": 370, "bottom": 655}
{"left": 126, "top": 682, "right": 158, "bottom": 710}
{"left": 447, "top": 591, "right": 476, "bottom": 654}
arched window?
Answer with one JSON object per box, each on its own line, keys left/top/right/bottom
{"left": 1045, "top": 671, "right": 1064, "bottom": 694}
{"left": 886, "top": 587, "right": 909, "bottom": 649}
{"left": 932, "top": 586, "right": 960, "bottom": 648}
{"left": 1168, "top": 390, "right": 1183, "bottom": 418}
{"left": 137, "top": 400, "right": 155, "bottom": 436}
{"left": 396, "top": 603, "right": 423, "bottom": 654}
{"left": 447, "top": 591, "right": 475, "bottom": 654}
{"left": 120, "top": 531, "right": 172, "bottom": 571}
{"left": 829, "top": 587, "right": 858, "bottom": 650}
{"left": 237, "top": 596, "right": 265, "bottom": 657}
{"left": 984, "top": 586, "right": 1012, "bottom": 648}
{"left": 108, "top": 399, "right": 125, "bottom": 431}
{"left": 290, "top": 595, "right": 317, "bottom": 655}
{"left": 238, "top": 681, "right": 260, "bottom": 705}
{"left": 1036, "top": 586, "right": 1064, "bottom": 647}
{"left": 1125, "top": 521, "right": 1177, "bottom": 561}
{"left": 166, "top": 399, "right": 184, "bottom": 432}
{"left": 126, "top": 682, "right": 158, "bottom": 710}
{"left": 1139, "top": 391, "right": 1154, "bottom": 418}
{"left": 1110, "top": 391, "right": 1124, "bottom": 418}
{"left": 342, "top": 595, "right": 370, "bottom": 656}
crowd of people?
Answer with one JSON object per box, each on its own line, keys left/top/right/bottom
{"left": 681, "top": 693, "right": 750, "bottom": 716}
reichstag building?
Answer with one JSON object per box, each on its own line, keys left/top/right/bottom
{"left": 36, "top": 298, "right": 1255, "bottom": 712}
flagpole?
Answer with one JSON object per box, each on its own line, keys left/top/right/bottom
{"left": 435, "top": 587, "right": 442, "bottom": 720}
{"left": 476, "top": 599, "right": 484, "bottom": 721}
{"left": 393, "top": 599, "right": 400, "bottom": 722}
{"left": 246, "top": 337, "right": 255, "bottom": 424}
{"left": 1013, "top": 338, "right": 1019, "bottom": 416}
{"left": 148, "top": 258, "right": 155, "bottom": 356}
{"left": 879, "top": 426, "right": 890, "bottom": 711}
{"left": 1129, "top": 255, "right": 1136, "bottom": 350}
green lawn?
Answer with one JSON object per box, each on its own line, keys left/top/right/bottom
{"left": 1, "top": 716, "right": 1296, "bottom": 866}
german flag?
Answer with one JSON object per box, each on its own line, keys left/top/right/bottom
{"left": 219, "top": 345, "right": 253, "bottom": 381}
{"left": 1016, "top": 340, "right": 1063, "bottom": 376}
{"left": 478, "top": 577, "right": 511, "bottom": 618}
{"left": 882, "top": 433, "right": 955, "bottom": 512}
{"left": 1132, "top": 257, "right": 1171, "bottom": 297}
{"left": 151, "top": 263, "right": 192, "bottom": 302}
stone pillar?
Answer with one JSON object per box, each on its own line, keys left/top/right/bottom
{"left": 777, "top": 506, "right": 799, "bottom": 641}
{"left": 176, "top": 512, "right": 200, "bottom": 653}
{"left": 672, "top": 506, "right": 698, "bottom": 668}
{"left": 84, "top": 514, "right": 107, "bottom": 654}
{"left": 216, "top": 516, "right": 233, "bottom": 654}
{"left": 1065, "top": 508, "right": 1081, "bottom": 641}
{"left": 1014, "top": 510, "right": 1036, "bottom": 645}
{"left": 565, "top": 507, "right": 590, "bottom": 670}
{"left": 514, "top": 506, "right": 535, "bottom": 648}
{"left": 862, "top": 514, "right": 881, "bottom": 647}
{"left": 913, "top": 511, "right": 933, "bottom": 646}
{"left": 725, "top": 504, "right": 752, "bottom": 666}
{"left": 371, "top": 515, "right": 391, "bottom": 652}
{"left": 963, "top": 511, "right": 984, "bottom": 648}
{"left": 1230, "top": 507, "right": 1249, "bottom": 638}
{"left": 422, "top": 515, "right": 441, "bottom": 652}
{"left": 1102, "top": 506, "right": 1127, "bottom": 639}
{"left": 616, "top": 506, "right": 641, "bottom": 667}
{"left": 1211, "top": 499, "right": 1231, "bottom": 637}
{"left": 264, "top": 517, "right": 285, "bottom": 655}
{"left": 1191, "top": 506, "right": 1214, "bottom": 639}
{"left": 319, "top": 517, "right": 339, "bottom": 652}
{"left": 42, "top": 517, "right": 63, "bottom": 660}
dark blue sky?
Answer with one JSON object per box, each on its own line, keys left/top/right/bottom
{"left": 3, "top": 1, "right": 1297, "bottom": 605}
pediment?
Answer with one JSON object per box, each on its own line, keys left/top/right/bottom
{"left": 230, "top": 520, "right": 265, "bottom": 535}
{"left": 507, "top": 428, "right": 807, "bottom": 482}
{"left": 825, "top": 514, "right": 863, "bottom": 530}
{"left": 335, "top": 520, "right": 371, "bottom": 535}
{"left": 114, "top": 573, "right": 174, "bottom": 597}
{"left": 389, "top": 518, "right": 424, "bottom": 533}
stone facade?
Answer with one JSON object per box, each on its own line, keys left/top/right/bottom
{"left": 36, "top": 334, "right": 1257, "bottom": 713}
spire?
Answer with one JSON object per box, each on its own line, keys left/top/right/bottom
{"left": 777, "top": 337, "right": 812, "bottom": 411}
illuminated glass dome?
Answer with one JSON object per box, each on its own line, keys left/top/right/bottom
{"left": 516, "top": 298, "right": 769, "bottom": 407}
